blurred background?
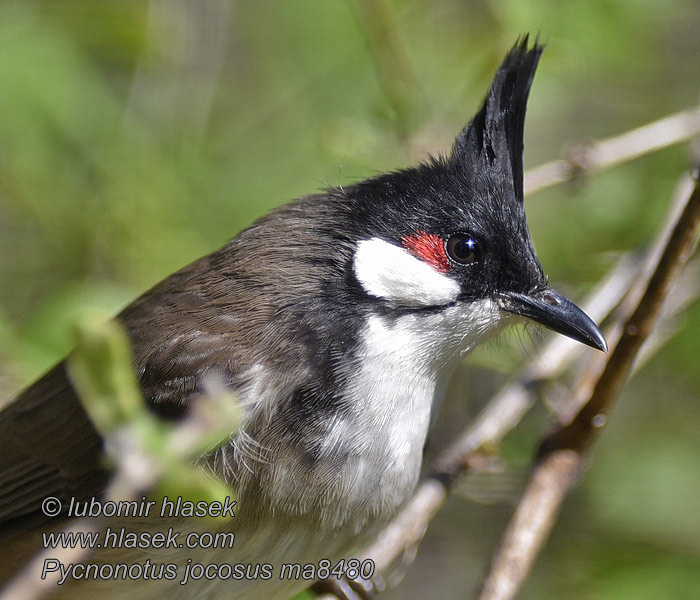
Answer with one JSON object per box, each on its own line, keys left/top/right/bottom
{"left": 0, "top": 1, "right": 699, "bottom": 598}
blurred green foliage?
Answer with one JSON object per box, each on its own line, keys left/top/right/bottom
{"left": 68, "top": 310, "right": 240, "bottom": 512}
{"left": 0, "top": 1, "right": 698, "bottom": 598}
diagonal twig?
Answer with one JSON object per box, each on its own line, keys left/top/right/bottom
{"left": 475, "top": 170, "right": 700, "bottom": 600}
{"left": 524, "top": 106, "right": 700, "bottom": 195}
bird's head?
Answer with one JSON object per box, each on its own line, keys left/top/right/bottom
{"left": 341, "top": 37, "right": 607, "bottom": 354}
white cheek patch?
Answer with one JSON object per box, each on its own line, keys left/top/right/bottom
{"left": 353, "top": 238, "right": 460, "bottom": 307}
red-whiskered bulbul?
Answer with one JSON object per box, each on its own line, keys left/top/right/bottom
{"left": 0, "top": 38, "right": 606, "bottom": 599}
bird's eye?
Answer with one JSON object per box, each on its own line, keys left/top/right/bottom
{"left": 445, "top": 234, "right": 479, "bottom": 265}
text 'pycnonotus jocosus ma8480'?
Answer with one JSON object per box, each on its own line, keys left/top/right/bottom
{"left": 0, "top": 37, "right": 606, "bottom": 600}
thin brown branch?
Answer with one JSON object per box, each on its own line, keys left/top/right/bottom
{"left": 550, "top": 173, "right": 700, "bottom": 455}
{"left": 553, "top": 172, "right": 698, "bottom": 421}
{"left": 524, "top": 106, "right": 700, "bottom": 195}
{"left": 475, "top": 171, "right": 700, "bottom": 600}
{"left": 475, "top": 450, "right": 579, "bottom": 600}
{"left": 633, "top": 262, "right": 700, "bottom": 371}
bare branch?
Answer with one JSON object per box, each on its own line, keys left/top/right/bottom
{"left": 475, "top": 450, "right": 579, "bottom": 600}
{"left": 554, "top": 172, "right": 698, "bottom": 421}
{"left": 475, "top": 172, "right": 700, "bottom": 600}
{"left": 524, "top": 107, "right": 700, "bottom": 196}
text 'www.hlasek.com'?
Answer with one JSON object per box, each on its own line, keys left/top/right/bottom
{"left": 38, "top": 496, "right": 375, "bottom": 586}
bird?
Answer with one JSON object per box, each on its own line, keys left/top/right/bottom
{"left": 0, "top": 37, "right": 606, "bottom": 600}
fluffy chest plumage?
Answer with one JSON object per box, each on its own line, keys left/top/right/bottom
{"left": 337, "top": 237, "right": 505, "bottom": 518}
{"left": 309, "top": 300, "right": 504, "bottom": 527}
{"left": 230, "top": 299, "right": 504, "bottom": 539}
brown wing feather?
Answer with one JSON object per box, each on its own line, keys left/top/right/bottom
{"left": 0, "top": 196, "right": 336, "bottom": 540}
{"left": 0, "top": 363, "right": 107, "bottom": 536}
{"left": 0, "top": 252, "right": 240, "bottom": 535}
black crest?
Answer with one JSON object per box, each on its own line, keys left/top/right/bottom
{"left": 452, "top": 36, "right": 544, "bottom": 204}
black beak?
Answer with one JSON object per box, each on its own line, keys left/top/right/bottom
{"left": 499, "top": 288, "right": 608, "bottom": 352}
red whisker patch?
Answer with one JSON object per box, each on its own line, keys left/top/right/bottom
{"left": 402, "top": 232, "right": 450, "bottom": 273}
